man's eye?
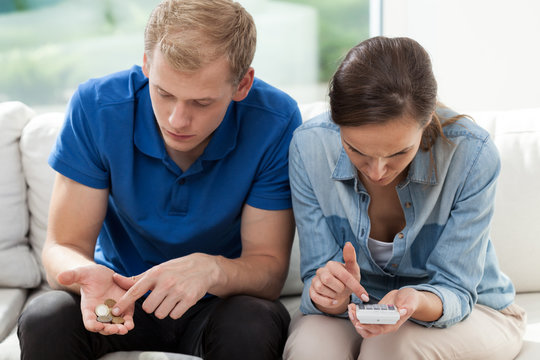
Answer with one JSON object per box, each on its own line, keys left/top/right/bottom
{"left": 195, "top": 101, "right": 211, "bottom": 107}
{"left": 157, "top": 89, "right": 171, "bottom": 97}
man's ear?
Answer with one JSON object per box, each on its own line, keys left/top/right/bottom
{"left": 232, "top": 67, "right": 255, "bottom": 102}
{"left": 142, "top": 53, "right": 150, "bottom": 78}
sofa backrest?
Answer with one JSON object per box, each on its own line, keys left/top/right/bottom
{"left": 0, "top": 101, "right": 538, "bottom": 298}
{"left": 469, "top": 108, "right": 540, "bottom": 293}
{"left": 0, "top": 102, "right": 41, "bottom": 289}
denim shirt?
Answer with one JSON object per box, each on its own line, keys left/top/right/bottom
{"left": 289, "top": 109, "right": 515, "bottom": 328}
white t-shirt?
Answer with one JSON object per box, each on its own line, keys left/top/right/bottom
{"left": 367, "top": 237, "right": 393, "bottom": 268}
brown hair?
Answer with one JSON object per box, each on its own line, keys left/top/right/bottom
{"left": 144, "top": 0, "right": 256, "bottom": 85}
{"left": 329, "top": 36, "right": 460, "bottom": 152}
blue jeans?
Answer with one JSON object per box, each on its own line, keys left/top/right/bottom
{"left": 18, "top": 290, "right": 290, "bottom": 360}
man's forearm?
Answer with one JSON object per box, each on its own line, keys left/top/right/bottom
{"left": 42, "top": 241, "right": 95, "bottom": 293}
{"left": 210, "top": 253, "right": 288, "bottom": 300}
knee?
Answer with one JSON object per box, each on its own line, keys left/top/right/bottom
{"left": 18, "top": 290, "right": 81, "bottom": 340}
{"left": 284, "top": 314, "right": 361, "bottom": 360}
{"left": 210, "top": 295, "right": 289, "bottom": 336}
{"left": 204, "top": 296, "right": 290, "bottom": 360}
{"left": 359, "top": 326, "right": 426, "bottom": 360}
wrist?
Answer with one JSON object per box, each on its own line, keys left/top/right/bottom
{"left": 208, "top": 254, "right": 227, "bottom": 292}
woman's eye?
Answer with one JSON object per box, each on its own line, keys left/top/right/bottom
{"left": 390, "top": 151, "right": 407, "bottom": 157}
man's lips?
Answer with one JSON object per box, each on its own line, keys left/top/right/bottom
{"left": 166, "top": 130, "right": 194, "bottom": 140}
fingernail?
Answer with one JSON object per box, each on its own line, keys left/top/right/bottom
{"left": 361, "top": 294, "right": 369, "bottom": 302}
{"left": 356, "top": 325, "right": 364, "bottom": 331}
{"left": 112, "top": 307, "right": 120, "bottom": 316}
{"left": 332, "top": 300, "right": 338, "bottom": 305}
{"left": 399, "top": 308, "right": 407, "bottom": 316}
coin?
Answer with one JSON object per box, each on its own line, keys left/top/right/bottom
{"left": 111, "top": 316, "right": 125, "bottom": 324}
{"left": 95, "top": 304, "right": 110, "bottom": 317}
{"left": 95, "top": 298, "right": 125, "bottom": 324}
{"left": 97, "top": 314, "right": 113, "bottom": 323}
{"left": 104, "top": 298, "right": 117, "bottom": 308}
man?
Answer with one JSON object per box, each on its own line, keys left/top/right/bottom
{"left": 17, "top": 1, "right": 301, "bottom": 359}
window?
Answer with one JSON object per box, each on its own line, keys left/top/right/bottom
{"left": 0, "top": 0, "right": 373, "bottom": 110}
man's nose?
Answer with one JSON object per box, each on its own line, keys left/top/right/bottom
{"left": 169, "top": 102, "right": 191, "bottom": 129}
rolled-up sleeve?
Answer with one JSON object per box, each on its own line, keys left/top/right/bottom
{"left": 406, "top": 135, "right": 501, "bottom": 328}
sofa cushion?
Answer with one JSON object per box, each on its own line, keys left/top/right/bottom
{"left": 280, "top": 234, "right": 302, "bottom": 296}
{"left": 0, "top": 327, "right": 20, "bottom": 360}
{"left": 0, "top": 102, "right": 41, "bottom": 288}
{"left": 472, "top": 108, "right": 540, "bottom": 293}
{"left": 0, "top": 288, "right": 27, "bottom": 342}
{"left": 515, "top": 292, "right": 540, "bottom": 359}
{"left": 20, "top": 112, "right": 64, "bottom": 280}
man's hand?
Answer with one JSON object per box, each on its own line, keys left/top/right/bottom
{"left": 57, "top": 264, "right": 135, "bottom": 335}
{"left": 310, "top": 242, "right": 370, "bottom": 314}
{"left": 111, "top": 253, "right": 219, "bottom": 320}
{"left": 347, "top": 287, "right": 418, "bottom": 338}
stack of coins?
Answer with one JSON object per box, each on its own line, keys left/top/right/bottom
{"left": 94, "top": 298, "right": 125, "bottom": 324}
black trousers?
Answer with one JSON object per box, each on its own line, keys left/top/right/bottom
{"left": 18, "top": 290, "right": 290, "bottom": 360}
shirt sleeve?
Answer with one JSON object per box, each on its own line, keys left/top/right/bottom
{"left": 289, "top": 130, "right": 349, "bottom": 318}
{"left": 245, "top": 107, "right": 302, "bottom": 210}
{"left": 405, "top": 135, "right": 502, "bottom": 328}
{"left": 48, "top": 88, "right": 110, "bottom": 189}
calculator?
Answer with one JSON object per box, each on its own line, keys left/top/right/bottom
{"left": 355, "top": 303, "right": 400, "bottom": 324}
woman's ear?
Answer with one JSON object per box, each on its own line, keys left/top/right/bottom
{"left": 232, "top": 67, "right": 255, "bottom": 102}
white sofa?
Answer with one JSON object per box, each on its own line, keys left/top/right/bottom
{"left": 0, "top": 101, "right": 539, "bottom": 359}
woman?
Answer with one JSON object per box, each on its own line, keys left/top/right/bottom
{"left": 283, "top": 36, "right": 526, "bottom": 359}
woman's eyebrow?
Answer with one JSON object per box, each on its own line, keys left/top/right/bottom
{"left": 343, "top": 139, "right": 412, "bottom": 157}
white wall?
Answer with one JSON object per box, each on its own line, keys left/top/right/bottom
{"left": 382, "top": 0, "right": 540, "bottom": 112}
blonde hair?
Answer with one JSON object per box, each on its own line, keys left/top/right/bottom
{"left": 144, "top": 0, "right": 256, "bottom": 85}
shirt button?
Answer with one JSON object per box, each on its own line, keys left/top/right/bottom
{"left": 178, "top": 178, "right": 186, "bottom": 185}
{"left": 405, "top": 202, "right": 411, "bottom": 208}
{"left": 398, "top": 233, "right": 404, "bottom": 239}
{"left": 391, "top": 263, "right": 398, "bottom": 268}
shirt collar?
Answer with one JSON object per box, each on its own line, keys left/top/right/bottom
{"left": 331, "top": 147, "right": 357, "bottom": 181}
{"left": 134, "top": 86, "right": 165, "bottom": 159}
{"left": 406, "top": 148, "right": 439, "bottom": 185}
{"left": 199, "top": 102, "right": 237, "bottom": 161}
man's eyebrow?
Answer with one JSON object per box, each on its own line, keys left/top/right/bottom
{"left": 155, "top": 85, "right": 216, "bottom": 102}
{"left": 193, "top": 97, "right": 216, "bottom": 102}
{"left": 343, "top": 139, "right": 413, "bottom": 157}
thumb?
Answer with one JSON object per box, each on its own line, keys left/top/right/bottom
{"left": 57, "top": 269, "right": 81, "bottom": 286}
{"left": 343, "top": 242, "right": 358, "bottom": 273}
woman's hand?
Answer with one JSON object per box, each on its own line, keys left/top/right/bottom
{"left": 310, "top": 242, "right": 370, "bottom": 314}
{"left": 347, "top": 287, "right": 419, "bottom": 338}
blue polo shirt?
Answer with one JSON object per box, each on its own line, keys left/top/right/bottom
{"left": 49, "top": 65, "right": 301, "bottom": 277}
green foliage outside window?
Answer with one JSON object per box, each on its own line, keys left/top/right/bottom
{"left": 281, "top": 0, "right": 370, "bottom": 81}
{"left": 0, "top": 0, "right": 370, "bottom": 106}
